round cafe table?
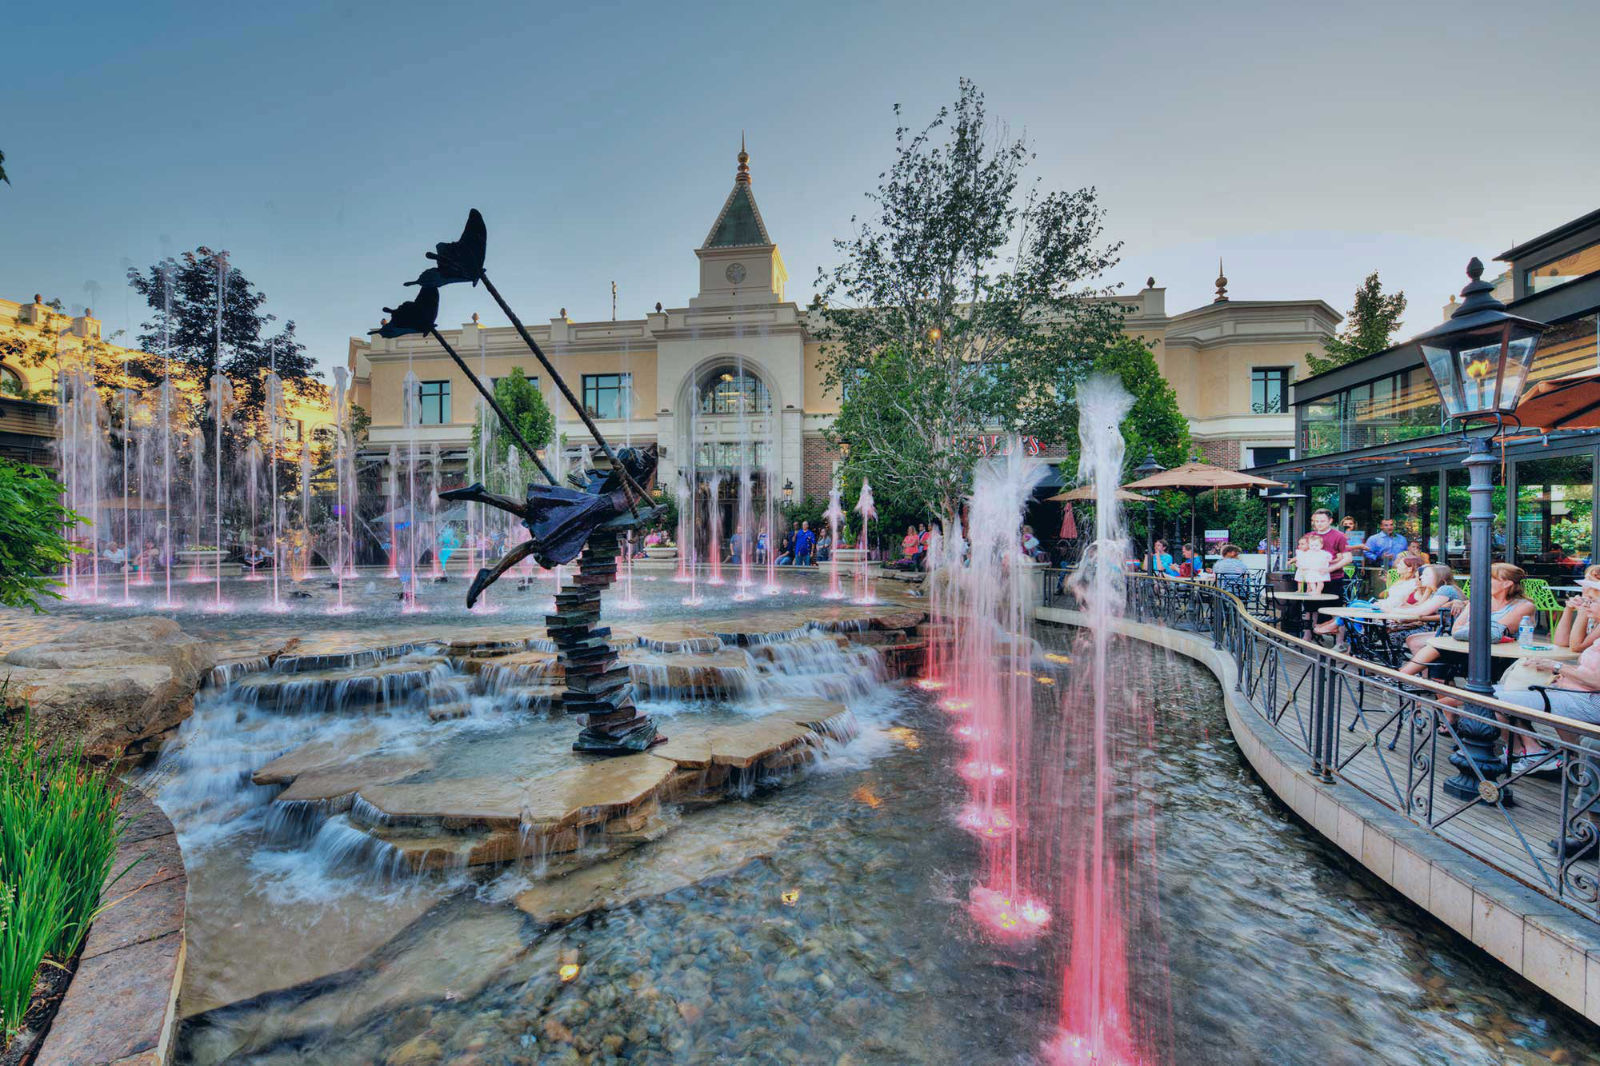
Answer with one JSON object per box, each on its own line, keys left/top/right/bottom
{"left": 1425, "top": 635, "right": 1579, "bottom": 661}
{"left": 1271, "top": 591, "right": 1338, "bottom": 638}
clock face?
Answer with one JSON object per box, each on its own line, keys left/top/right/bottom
{"left": 724, "top": 262, "right": 747, "bottom": 285}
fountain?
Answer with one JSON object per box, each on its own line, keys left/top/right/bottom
{"left": 823, "top": 484, "right": 845, "bottom": 599}
{"left": 854, "top": 477, "right": 876, "bottom": 604}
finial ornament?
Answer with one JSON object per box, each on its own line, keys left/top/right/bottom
{"left": 1213, "top": 258, "right": 1229, "bottom": 303}
{"left": 736, "top": 133, "right": 750, "bottom": 184}
{"left": 1449, "top": 255, "right": 1506, "bottom": 319}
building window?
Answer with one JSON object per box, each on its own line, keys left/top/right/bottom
{"left": 1251, "top": 367, "right": 1291, "bottom": 414}
{"left": 419, "top": 380, "right": 451, "bottom": 425}
{"left": 697, "top": 366, "right": 771, "bottom": 415}
{"left": 0, "top": 365, "right": 22, "bottom": 396}
{"left": 1524, "top": 243, "right": 1600, "bottom": 295}
{"left": 1249, "top": 446, "right": 1292, "bottom": 468}
{"left": 490, "top": 373, "right": 539, "bottom": 394}
{"left": 582, "top": 373, "right": 632, "bottom": 420}
{"left": 290, "top": 418, "right": 305, "bottom": 441}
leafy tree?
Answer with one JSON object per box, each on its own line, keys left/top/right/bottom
{"left": 1307, "top": 271, "right": 1407, "bottom": 375}
{"left": 0, "top": 148, "right": 9, "bottom": 185}
{"left": 815, "top": 80, "right": 1125, "bottom": 520}
{"left": 469, "top": 367, "right": 555, "bottom": 494}
{"left": 125, "top": 248, "right": 324, "bottom": 454}
{"left": 0, "top": 461, "right": 79, "bottom": 611}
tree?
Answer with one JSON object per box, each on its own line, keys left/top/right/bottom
{"left": 125, "top": 248, "right": 324, "bottom": 451}
{"left": 0, "top": 460, "right": 78, "bottom": 611}
{"left": 815, "top": 80, "right": 1125, "bottom": 520}
{"left": 0, "top": 149, "right": 9, "bottom": 185}
{"left": 1307, "top": 271, "right": 1407, "bottom": 375}
{"left": 469, "top": 367, "right": 555, "bottom": 494}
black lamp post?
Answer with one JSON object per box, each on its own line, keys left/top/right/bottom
{"left": 1134, "top": 450, "right": 1164, "bottom": 572}
{"left": 1265, "top": 490, "right": 1305, "bottom": 571}
{"left": 1409, "top": 258, "right": 1547, "bottom": 801}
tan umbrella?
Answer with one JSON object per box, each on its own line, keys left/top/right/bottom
{"left": 1048, "top": 485, "right": 1153, "bottom": 503}
{"left": 1513, "top": 368, "right": 1600, "bottom": 430}
{"left": 1123, "top": 459, "right": 1285, "bottom": 549}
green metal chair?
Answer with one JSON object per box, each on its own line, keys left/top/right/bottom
{"left": 1456, "top": 577, "right": 1469, "bottom": 597}
{"left": 1523, "top": 577, "right": 1561, "bottom": 633}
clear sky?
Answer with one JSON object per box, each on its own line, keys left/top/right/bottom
{"left": 3, "top": 0, "right": 1596, "bottom": 376}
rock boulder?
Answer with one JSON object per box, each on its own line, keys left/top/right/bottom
{"left": 1, "top": 616, "right": 215, "bottom": 760}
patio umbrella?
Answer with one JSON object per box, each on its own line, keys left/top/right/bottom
{"left": 1123, "top": 459, "right": 1285, "bottom": 550}
{"left": 1513, "top": 368, "right": 1600, "bottom": 430}
{"left": 1047, "top": 486, "right": 1153, "bottom": 503}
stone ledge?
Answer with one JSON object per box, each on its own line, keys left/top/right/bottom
{"left": 1036, "top": 604, "right": 1600, "bottom": 1029}
{"left": 34, "top": 789, "right": 186, "bottom": 1066}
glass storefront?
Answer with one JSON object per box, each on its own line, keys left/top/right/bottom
{"left": 1515, "top": 453, "right": 1595, "bottom": 579}
{"left": 1300, "top": 368, "right": 1446, "bottom": 458}
{"left": 1445, "top": 467, "right": 1508, "bottom": 569}
{"left": 1394, "top": 473, "right": 1441, "bottom": 560}
{"left": 1341, "top": 478, "right": 1384, "bottom": 542}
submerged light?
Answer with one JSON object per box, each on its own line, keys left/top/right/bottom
{"left": 558, "top": 963, "right": 580, "bottom": 982}
{"left": 781, "top": 889, "right": 800, "bottom": 905}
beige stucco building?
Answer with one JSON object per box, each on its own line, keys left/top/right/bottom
{"left": 348, "top": 148, "right": 1338, "bottom": 501}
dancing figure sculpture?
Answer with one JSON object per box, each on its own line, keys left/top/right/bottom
{"left": 373, "top": 210, "right": 664, "bottom": 754}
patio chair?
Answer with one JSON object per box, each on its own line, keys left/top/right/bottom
{"left": 1523, "top": 577, "right": 1561, "bottom": 632}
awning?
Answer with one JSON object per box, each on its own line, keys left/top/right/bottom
{"left": 1514, "top": 368, "right": 1600, "bottom": 431}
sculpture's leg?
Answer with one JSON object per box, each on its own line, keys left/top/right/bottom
{"left": 438, "top": 482, "right": 528, "bottom": 519}
{"left": 547, "top": 527, "right": 662, "bottom": 754}
{"left": 466, "top": 539, "right": 539, "bottom": 608}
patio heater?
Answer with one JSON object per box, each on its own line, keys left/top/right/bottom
{"left": 1133, "top": 450, "right": 1163, "bottom": 572}
{"left": 1265, "top": 489, "right": 1304, "bottom": 571}
{"left": 1409, "top": 258, "right": 1546, "bottom": 799}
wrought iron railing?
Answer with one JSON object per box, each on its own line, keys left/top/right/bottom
{"left": 1040, "top": 569, "right": 1600, "bottom": 923}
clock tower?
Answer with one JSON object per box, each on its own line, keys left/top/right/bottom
{"left": 691, "top": 137, "right": 787, "bottom": 308}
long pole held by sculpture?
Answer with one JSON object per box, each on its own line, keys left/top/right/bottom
{"left": 424, "top": 326, "right": 558, "bottom": 487}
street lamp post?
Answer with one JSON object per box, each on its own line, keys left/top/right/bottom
{"left": 1265, "top": 490, "right": 1305, "bottom": 571}
{"left": 1134, "top": 450, "right": 1164, "bottom": 572}
{"left": 1410, "top": 258, "right": 1547, "bottom": 801}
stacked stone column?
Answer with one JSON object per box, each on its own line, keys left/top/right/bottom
{"left": 549, "top": 528, "right": 661, "bottom": 753}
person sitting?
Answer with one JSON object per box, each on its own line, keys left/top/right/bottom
{"left": 1398, "top": 563, "right": 1534, "bottom": 678}
{"left": 816, "top": 529, "right": 832, "bottom": 562}
{"left": 775, "top": 529, "right": 795, "bottom": 566}
{"left": 1150, "top": 539, "right": 1179, "bottom": 576}
{"left": 102, "top": 541, "right": 127, "bottom": 571}
{"left": 1021, "top": 525, "right": 1048, "bottom": 563}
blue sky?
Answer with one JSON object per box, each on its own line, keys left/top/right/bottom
{"left": 3, "top": 0, "right": 1596, "bottom": 375}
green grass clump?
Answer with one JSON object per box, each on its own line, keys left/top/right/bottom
{"left": 0, "top": 716, "right": 125, "bottom": 1044}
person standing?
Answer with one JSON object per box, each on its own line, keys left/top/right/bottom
{"left": 1309, "top": 508, "right": 1353, "bottom": 600}
{"left": 793, "top": 521, "right": 816, "bottom": 567}
{"left": 1363, "top": 517, "right": 1407, "bottom": 569}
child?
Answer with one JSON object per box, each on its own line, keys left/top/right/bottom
{"left": 1293, "top": 533, "right": 1332, "bottom": 595}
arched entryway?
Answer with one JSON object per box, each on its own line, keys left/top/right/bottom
{"left": 675, "top": 359, "right": 781, "bottom": 558}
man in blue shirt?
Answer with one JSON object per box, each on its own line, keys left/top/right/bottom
{"left": 792, "top": 521, "right": 816, "bottom": 566}
{"left": 1362, "top": 517, "right": 1407, "bottom": 568}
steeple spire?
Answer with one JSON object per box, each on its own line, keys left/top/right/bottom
{"left": 736, "top": 132, "right": 750, "bottom": 184}
{"left": 1213, "top": 258, "right": 1229, "bottom": 303}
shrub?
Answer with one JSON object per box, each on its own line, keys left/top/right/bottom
{"left": 0, "top": 460, "right": 80, "bottom": 612}
{"left": 0, "top": 716, "right": 126, "bottom": 1044}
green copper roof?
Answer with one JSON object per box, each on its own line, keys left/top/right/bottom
{"left": 703, "top": 183, "right": 771, "bottom": 249}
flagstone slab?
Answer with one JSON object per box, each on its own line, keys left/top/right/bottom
{"left": 274, "top": 752, "right": 434, "bottom": 804}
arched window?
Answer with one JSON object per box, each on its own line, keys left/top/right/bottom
{"left": 0, "top": 365, "right": 22, "bottom": 397}
{"left": 696, "top": 365, "right": 771, "bottom": 415}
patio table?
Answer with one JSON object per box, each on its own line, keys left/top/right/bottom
{"left": 1425, "top": 635, "right": 1578, "bottom": 661}
{"left": 1271, "top": 591, "right": 1338, "bottom": 638}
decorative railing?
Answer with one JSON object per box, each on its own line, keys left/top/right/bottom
{"left": 1040, "top": 569, "right": 1600, "bottom": 923}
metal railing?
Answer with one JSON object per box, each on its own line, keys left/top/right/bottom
{"left": 1040, "top": 569, "right": 1600, "bottom": 923}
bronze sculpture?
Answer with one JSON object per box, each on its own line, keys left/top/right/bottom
{"left": 374, "top": 210, "right": 664, "bottom": 754}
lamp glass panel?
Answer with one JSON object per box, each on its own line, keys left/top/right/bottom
{"left": 1419, "top": 341, "right": 1463, "bottom": 418}
{"left": 1453, "top": 329, "right": 1507, "bottom": 416}
{"left": 1497, "top": 329, "right": 1540, "bottom": 409}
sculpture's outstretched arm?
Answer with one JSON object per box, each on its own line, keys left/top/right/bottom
{"left": 439, "top": 482, "right": 528, "bottom": 520}
{"left": 465, "top": 539, "right": 540, "bottom": 609}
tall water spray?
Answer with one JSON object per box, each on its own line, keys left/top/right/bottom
{"left": 265, "top": 371, "right": 285, "bottom": 610}
{"left": 854, "top": 479, "right": 877, "bottom": 604}
{"left": 1048, "top": 375, "right": 1152, "bottom": 1066}
{"left": 823, "top": 486, "right": 845, "bottom": 600}
{"left": 207, "top": 373, "right": 233, "bottom": 610}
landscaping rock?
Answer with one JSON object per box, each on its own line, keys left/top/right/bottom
{"left": 0, "top": 616, "right": 215, "bottom": 760}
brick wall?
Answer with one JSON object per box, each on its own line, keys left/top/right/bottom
{"left": 802, "top": 434, "right": 841, "bottom": 498}
{"left": 1196, "top": 438, "right": 1241, "bottom": 469}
